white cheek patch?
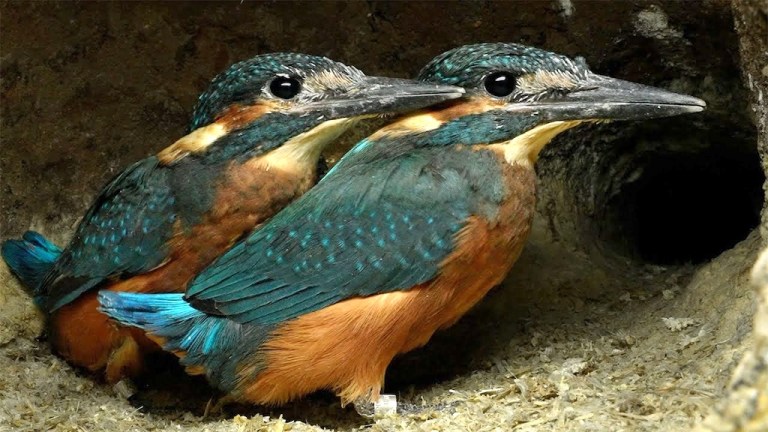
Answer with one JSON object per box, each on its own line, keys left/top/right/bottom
{"left": 391, "top": 112, "right": 445, "bottom": 133}
{"left": 157, "top": 123, "right": 229, "bottom": 165}
{"left": 365, "top": 111, "right": 446, "bottom": 141}
{"left": 368, "top": 99, "right": 502, "bottom": 140}
{"left": 157, "top": 102, "right": 283, "bottom": 165}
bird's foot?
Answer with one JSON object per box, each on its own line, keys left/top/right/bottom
{"left": 203, "top": 395, "right": 230, "bottom": 418}
{"left": 353, "top": 394, "right": 397, "bottom": 418}
{"left": 353, "top": 395, "right": 458, "bottom": 418}
{"left": 113, "top": 378, "right": 138, "bottom": 399}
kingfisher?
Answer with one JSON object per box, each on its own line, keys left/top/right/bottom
{"left": 98, "top": 43, "right": 705, "bottom": 410}
{"left": 1, "top": 53, "right": 463, "bottom": 383}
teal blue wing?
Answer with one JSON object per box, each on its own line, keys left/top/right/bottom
{"left": 186, "top": 150, "right": 476, "bottom": 326}
{"left": 44, "top": 157, "right": 177, "bottom": 311}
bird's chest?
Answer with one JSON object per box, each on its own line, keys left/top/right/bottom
{"left": 208, "top": 159, "right": 314, "bottom": 224}
{"left": 421, "top": 160, "right": 537, "bottom": 332}
{"left": 485, "top": 159, "right": 538, "bottom": 257}
{"left": 104, "top": 158, "right": 316, "bottom": 295}
{"left": 168, "top": 159, "right": 315, "bottom": 269}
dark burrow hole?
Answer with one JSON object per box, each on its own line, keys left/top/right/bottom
{"left": 615, "top": 147, "right": 763, "bottom": 264}
{"left": 595, "top": 119, "right": 764, "bottom": 266}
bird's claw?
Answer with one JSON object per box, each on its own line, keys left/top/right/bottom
{"left": 353, "top": 395, "right": 458, "bottom": 418}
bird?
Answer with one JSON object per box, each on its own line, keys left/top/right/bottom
{"left": 1, "top": 52, "right": 463, "bottom": 384}
{"left": 98, "top": 43, "right": 706, "bottom": 410}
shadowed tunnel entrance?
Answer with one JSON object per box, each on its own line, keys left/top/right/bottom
{"left": 616, "top": 146, "right": 763, "bottom": 265}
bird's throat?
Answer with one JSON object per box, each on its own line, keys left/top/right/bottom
{"left": 256, "top": 117, "right": 360, "bottom": 175}
{"left": 492, "top": 120, "right": 583, "bottom": 167}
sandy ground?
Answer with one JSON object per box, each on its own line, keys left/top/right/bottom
{"left": 0, "top": 218, "right": 761, "bottom": 431}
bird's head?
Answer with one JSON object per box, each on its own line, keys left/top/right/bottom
{"left": 158, "top": 53, "right": 463, "bottom": 165}
{"left": 368, "top": 43, "right": 705, "bottom": 166}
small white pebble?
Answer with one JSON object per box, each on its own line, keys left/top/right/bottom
{"left": 555, "top": 0, "right": 574, "bottom": 18}
{"left": 662, "top": 317, "right": 698, "bottom": 332}
{"left": 634, "top": 6, "right": 683, "bottom": 39}
{"left": 561, "top": 357, "right": 589, "bottom": 375}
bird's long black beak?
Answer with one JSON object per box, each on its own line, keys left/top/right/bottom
{"left": 299, "top": 77, "right": 465, "bottom": 118}
{"left": 508, "top": 73, "right": 706, "bottom": 121}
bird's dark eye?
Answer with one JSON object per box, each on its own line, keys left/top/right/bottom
{"left": 484, "top": 71, "right": 517, "bottom": 97}
{"left": 269, "top": 76, "right": 302, "bottom": 99}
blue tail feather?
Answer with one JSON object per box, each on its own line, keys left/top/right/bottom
{"left": 98, "top": 291, "right": 269, "bottom": 392}
{"left": 1, "top": 231, "right": 61, "bottom": 307}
